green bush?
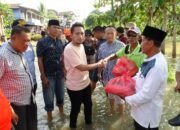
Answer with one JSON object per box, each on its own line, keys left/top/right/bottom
{"left": 31, "top": 34, "right": 42, "bottom": 41}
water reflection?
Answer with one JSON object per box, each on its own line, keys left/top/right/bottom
{"left": 35, "top": 61, "right": 180, "bottom": 130}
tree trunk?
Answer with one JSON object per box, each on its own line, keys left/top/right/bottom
{"left": 172, "top": 3, "right": 176, "bottom": 58}
{"left": 0, "top": 15, "right": 4, "bottom": 36}
{"left": 161, "top": 7, "right": 167, "bottom": 54}
{"left": 111, "top": 0, "right": 115, "bottom": 26}
{"left": 148, "top": 7, "right": 153, "bottom": 26}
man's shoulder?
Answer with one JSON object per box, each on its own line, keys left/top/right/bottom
{"left": 0, "top": 46, "right": 8, "bottom": 59}
{"left": 98, "top": 39, "right": 106, "bottom": 44}
{"left": 115, "top": 40, "right": 125, "bottom": 46}
{"left": 1, "top": 41, "right": 8, "bottom": 46}
{"left": 37, "top": 37, "right": 49, "bottom": 45}
{"left": 155, "top": 53, "right": 167, "bottom": 67}
{"left": 0, "top": 44, "right": 7, "bottom": 53}
{"left": 149, "top": 53, "right": 167, "bottom": 77}
{"left": 64, "top": 43, "right": 72, "bottom": 49}
{"left": 99, "top": 41, "right": 108, "bottom": 49}
{"left": 64, "top": 43, "right": 73, "bottom": 53}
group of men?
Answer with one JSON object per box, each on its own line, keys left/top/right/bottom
{"left": 0, "top": 18, "right": 179, "bottom": 130}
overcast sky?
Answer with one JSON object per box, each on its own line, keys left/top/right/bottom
{"left": 2, "top": 0, "right": 95, "bottom": 21}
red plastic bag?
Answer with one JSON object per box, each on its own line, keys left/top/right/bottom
{"left": 112, "top": 57, "right": 138, "bottom": 77}
{"left": 0, "top": 89, "right": 12, "bottom": 130}
{"left": 105, "top": 75, "right": 136, "bottom": 98}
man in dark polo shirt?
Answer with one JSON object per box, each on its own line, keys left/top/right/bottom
{"left": 91, "top": 26, "right": 106, "bottom": 92}
{"left": 36, "top": 19, "right": 64, "bottom": 121}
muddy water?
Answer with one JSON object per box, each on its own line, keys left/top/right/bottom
{"left": 35, "top": 59, "right": 180, "bottom": 130}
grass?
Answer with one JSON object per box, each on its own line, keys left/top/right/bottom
{"left": 165, "top": 37, "right": 180, "bottom": 57}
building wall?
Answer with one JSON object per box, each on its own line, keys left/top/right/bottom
{"left": 11, "top": 7, "right": 45, "bottom": 33}
{"left": 12, "top": 8, "right": 21, "bottom": 19}
{"left": 11, "top": 7, "right": 43, "bottom": 26}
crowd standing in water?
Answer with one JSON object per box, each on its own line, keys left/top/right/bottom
{"left": 0, "top": 18, "right": 180, "bottom": 130}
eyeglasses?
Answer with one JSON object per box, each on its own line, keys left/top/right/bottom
{"left": 127, "top": 34, "right": 137, "bottom": 38}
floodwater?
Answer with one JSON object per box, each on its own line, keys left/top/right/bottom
{"left": 35, "top": 58, "right": 180, "bottom": 130}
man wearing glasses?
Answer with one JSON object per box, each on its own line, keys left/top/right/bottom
{"left": 104, "top": 26, "right": 146, "bottom": 121}
{"left": 105, "top": 26, "right": 146, "bottom": 69}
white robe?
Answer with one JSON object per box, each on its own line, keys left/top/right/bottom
{"left": 125, "top": 52, "right": 168, "bottom": 128}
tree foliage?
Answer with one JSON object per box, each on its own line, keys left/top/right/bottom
{"left": 0, "top": 2, "right": 14, "bottom": 37}
{"left": 86, "top": 0, "right": 180, "bottom": 30}
{"left": 38, "top": 3, "right": 59, "bottom": 24}
{"left": 46, "top": 10, "right": 58, "bottom": 20}
{"left": 85, "top": 0, "right": 180, "bottom": 57}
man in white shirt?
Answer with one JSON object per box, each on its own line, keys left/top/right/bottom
{"left": 125, "top": 26, "right": 167, "bottom": 130}
{"left": 168, "top": 58, "right": 180, "bottom": 126}
{"left": 64, "top": 23, "right": 104, "bottom": 129}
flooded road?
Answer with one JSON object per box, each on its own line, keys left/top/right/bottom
{"left": 35, "top": 59, "right": 180, "bottom": 130}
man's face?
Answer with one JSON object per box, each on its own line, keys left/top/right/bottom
{"left": 127, "top": 31, "right": 139, "bottom": 44}
{"left": 48, "top": 25, "right": 60, "bottom": 38}
{"left": 105, "top": 28, "right": 116, "bottom": 43}
{"left": 71, "top": 27, "right": 85, "bottom": 44}
{"left": 116, "top": 32, "right": 120, "bottom": 37}
{"left": 93, "top": 31, "right": 104, "bottom": 40}
{"left": 57, "top": 28, "right": 63, "bottom": 39}
{"left": 85, "top": 34, "right": 92, "bottom": 42}
{"left": 141, "top": 36, "right": 153, "bottom": 54}
{"left": 11, "top": 32, "right": 31, "bottom": 52}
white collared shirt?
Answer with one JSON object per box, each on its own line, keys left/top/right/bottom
{"left": 125, "top": 52, "right": 168, "bottom": 128}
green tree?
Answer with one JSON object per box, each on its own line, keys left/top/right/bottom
{"left": 85, "top": 13, "right": 99, "bottom": 28}
{"left": 0, "top": 2, "right": 14, "bottom": 38}
{"left": 47, "top": 10, "right": 58, "bottom": 20}
{"left": 38, "top": 2, "right": 47, "bottom": 24}
{"left": 85, "top": 9, "right": 116, "bottom": 28}
{"left": 87, "top": 0, "right": 180, "bottom": 58}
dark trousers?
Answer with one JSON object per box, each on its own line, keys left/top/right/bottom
{"left": 33, "top": 83, "right": 37, "bottom": 96}
{"left": 134, "top": 121, "right": 159, "bottom": 130}
{"left": 11, "top": 100, "right": 37, "bottom": 130}
{"left": 67, "top": 85, "right": 92, "bottom": 128}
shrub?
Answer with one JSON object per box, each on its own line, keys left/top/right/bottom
{"left": 168, "top": 64, "right": 175, "bottom": 84}
{"left": 31, "top": 34, "right": 42, "bottom": 41}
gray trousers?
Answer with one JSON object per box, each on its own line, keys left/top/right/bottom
{"left": 11, "top": 100, "right": 37, "bottom": 130}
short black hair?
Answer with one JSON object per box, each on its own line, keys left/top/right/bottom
{"left": 116, "top": 27, "right": 124, "bottom": 33}
{"left": 153, "top": 40, "right": 162, "bottom": 47}
{"left": 70, "top": 22, "right": 84, "bottom": 33}
{"left": 48, "top": 19, "right": 60, "bottom": 27}
{"left": 41, "top": 31, "right": 46, "bottom": 36}
{"left": 85, "top": 29, "right": 92, "bottom": 36}
{"left": 11, "top": 26, "right": 30, "bottom": 36}
{"left": 92, "top": 26, "right": 104, "bottom": 32}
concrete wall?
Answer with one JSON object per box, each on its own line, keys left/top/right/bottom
{"left": 12, "top": 8, "right": 21, "bottom": 19}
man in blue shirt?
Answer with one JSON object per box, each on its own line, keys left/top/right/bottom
{"left": 91, "top": 26, "right": 106, "bottom": 92}
{"left": 98, "top": 26, "right": 125, "bottom": 119}
{"left": 36, "top": 19, "right": 64, "bottom": 121}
